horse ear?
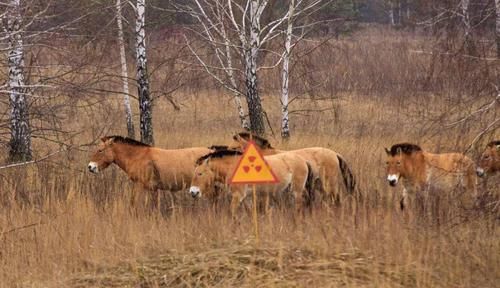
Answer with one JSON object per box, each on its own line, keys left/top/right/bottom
{"left": 384, "top": 148, "right": 391, "bottom": 155}
{"left": 496, "top": 144, "right": 500, "bottom": 151}
{"left": 233, "top": 133, "right": 242, "bottom": 141}
{"left": 100, "top": 137, "right": 107, "bottom": 143}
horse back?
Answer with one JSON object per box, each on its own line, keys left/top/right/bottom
{"left": 423, "top": 152, "right": 476, "bottom": 192}
{"left": 148, "top": 147, "right": 212, "bottom": 190}
{"left": 265, "top": 153, "right": 309, "bottom": 186}
{"left": 425, "top": 152, "right": 475, "bottom": 174}
{"left": 290, "top": 147, "right": 339, "bottom": 175}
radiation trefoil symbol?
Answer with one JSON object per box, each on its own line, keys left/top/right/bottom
{"left": 230, "top": 141, "right": 279, "bottom": 184}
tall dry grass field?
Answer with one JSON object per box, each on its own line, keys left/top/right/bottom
{"left": 1, "top": 28, "right": 499, "bottom": 287}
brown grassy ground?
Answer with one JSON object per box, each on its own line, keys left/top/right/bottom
{"left": 1, "top": 26, "right": 499, "bottom": 287}
{"left": 0, "top": 90, "right": 498, "bottom": 287}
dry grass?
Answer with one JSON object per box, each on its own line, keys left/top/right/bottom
{"left": 1, "top": 27, "right": 499, "bottom": 287}
{"left": 1, "top": 91, "right": 498, "bottom": 288}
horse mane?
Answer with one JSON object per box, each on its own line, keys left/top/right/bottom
{"left": 486, "top": 140, "right": 500, "bottom": 147}
{"left": 104, "top": 135, "right": 151, "bottom": 147}
{"left": 196, "top": 149, "right": 242, "bottom": 165}
{"left": 208, "top": 145, "right": 229, "bottom": 151}
{"left": 388, "top": 143, "right": 422, "bottom": 156}
{"left": 236, "top": 132, "right": 274, "bottom": 149}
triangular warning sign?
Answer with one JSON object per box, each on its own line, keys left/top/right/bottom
{"left": 230, "top": 141, "right": 279, "bottom": 184}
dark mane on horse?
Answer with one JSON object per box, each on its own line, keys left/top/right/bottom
{"left": 487, "top": 140, "right": 500, "bottom": 147}
{"left": 208, "top": 145, "right": 229, "bottom": 151}
{"left": 105, "top": 135, "right": 151, "bottom": 147}
{"left": 388, "top": 143, "right": 422, "bottom": 156}
{"left": 236, "top": 132, "right": 274, "bottom": 149}
{"left": 196, "top": 149, "right": 242, "bottom": 165}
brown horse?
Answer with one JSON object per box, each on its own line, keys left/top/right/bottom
{"left": 227, "top": 132, "right": 356, "bottom": 204}
{"left": 385, "top": 143, "right": 477, "bottom": 211}
{"left": 189, "top": 149, "right": 314, "bottom": 217}
{"left": 476, "top": 140, "right": 500, "bottom": 177}
{"left": 88, "top": 136, "right": 213, "bottom": 193}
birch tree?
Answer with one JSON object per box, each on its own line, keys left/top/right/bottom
{"left": 388, "top": 1, "right": 395, "bottom": 26}
{"left": 176, "top": 0, "right": 326, "bottom": 136}
{"left": 135, "top": 0, "right": 153, "bottom": 145}
{"left": 387, "top": 0, "right": 410, "bottom": 27}
{"left": 116, "top": 0, "right": 135, "bottom": 139}
{"left": 495, "top": 0, "right": 500, "bottom": 58}
{"left": 3, "top": 0, "right": 32, "bottom": 162}
{"left": 460, "top": 0, "right": 474, "bottom": 54}
{"left": 280, "top": 0, "right": 295, "bottom": 139}
{"left": 244, "top": 0, "right": 266, "bottom": 135}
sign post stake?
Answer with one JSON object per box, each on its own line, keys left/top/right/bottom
{"left": 252, "top": 183, "right": 259, "bottom": 245}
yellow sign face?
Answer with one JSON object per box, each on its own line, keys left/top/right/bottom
{"left": 230, "top": 141, "right": 279, "bottom": 184}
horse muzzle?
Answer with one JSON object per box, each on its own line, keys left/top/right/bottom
{"left": 387, "top": 174, "right": 399, "bottom": 186}
{"left": 189, "top": 186, "right": 201, "bottom": 198}
{"left": 88, "top": 162, "right": 99, "bottom": 174}
{"left": 476, "top": 167, "right": 485, "bottom": 177}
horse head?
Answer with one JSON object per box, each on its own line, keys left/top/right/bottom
{"left": 189, "top": 158, "right": 218, "bottom": 199}
{"left": 384, "top": 143, "right": 422, "bottom": 187}
{"left": 228, "top": 132, "right": 274, "bottom": 152}
{"left": 88, "top": 137, "right": 116, "bottom": 173}
{"left": 227, "top": 133, "right": 248, "bottom": 151}
{"left": 476, "top": 141, "right": 500, "bottom": 177}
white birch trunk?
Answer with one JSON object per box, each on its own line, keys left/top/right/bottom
{"left": 281, "top": 0, "right": 295, "bottom": 140}
{"left": 135, "top": 0, "right": 153, "bottom": 145}
{"left": 461, "top": 0, "right": 474, "bottom": 54}
{"left": 495, "top": 0, "right": 500, "bottom": 58}
{"left": 227, "top": 46, "right": 249, "bottom": 130}
{"left": 389, "top": 1, "right": 395, "bottom": 26}
{"left": 245, "top": 0, "right": 266, "bottom": 135}
{"left": 6, "top": 0, "right": 32, "bottom": 162}
{"left": 405, "top": 0, "right": 410, "bottom": 21}
{"left": 116, "top": 0, "right": 135, "bottom": 139}
{"left": 221, "top": 19, "right": 249, "bottom": 130}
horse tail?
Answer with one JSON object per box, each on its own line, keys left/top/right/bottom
{"left": 337, "top": 155, "right": 356, "bottom": 195}
{"left": 305, "top": 161, "right": 316, "bottom": 206}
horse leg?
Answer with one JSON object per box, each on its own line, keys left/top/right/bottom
{"left": 464, "top": 171, "right": 477, "bottom": 209}
{"left": 230, "top": 189, "right": 245, "bottom": 219}
{"left": 400, "top": 188, "right": 409, "bottom": 210}
{"left": 400, "top": 188, "right": 411, "bottom": 223}
{"left": 293, "top": 182, "right": 306, "bottom": 217}
{"left": 423, "top": 187, "right": 432, "bottom": 223}
{"left": 320, "top": 171, "right": 334, "bottom": 206}
{"left": 148, "top": 189, "right": 160, "bottom": 212}
{"left": 130, "top": 183, "right": 145, "bottom": 215}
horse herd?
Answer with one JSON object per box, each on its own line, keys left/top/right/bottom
{"left": 88, "top": 133, "right": 499, "bottom": 216}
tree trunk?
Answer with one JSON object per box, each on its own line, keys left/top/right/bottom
{"left": 405, "top": 0, "right": 411, "bottom": 21}
{"left": 6, "top": 0, "right": 32, "bottom": 162}
{"left": 395, "top": 0, "right": 401, "bottom": 26}
{"left": 116, "top": 0, "right": 135, "bottom": 139}
{"left": 495, "top": 0, "right": 500, "bottom": 58}
{"left": 461, "top": 0, "right": 474, "bottom": 55}
{"left": 400, "top": 0, "right": 409, "bottom": 25}
{"left": 221, "top": 21, "right": 249, "bottom": 130}
{"left": 281, "top": 0, "right": 295, "bottom": 140}
{"left": 245, "top": 0, "right": 266, "bottom": 136}
{"left": 389, "top": 2, "right": 395, "bottom": 26}
{"left": 135, "top": 0, "right": 153, "bottom": 145}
